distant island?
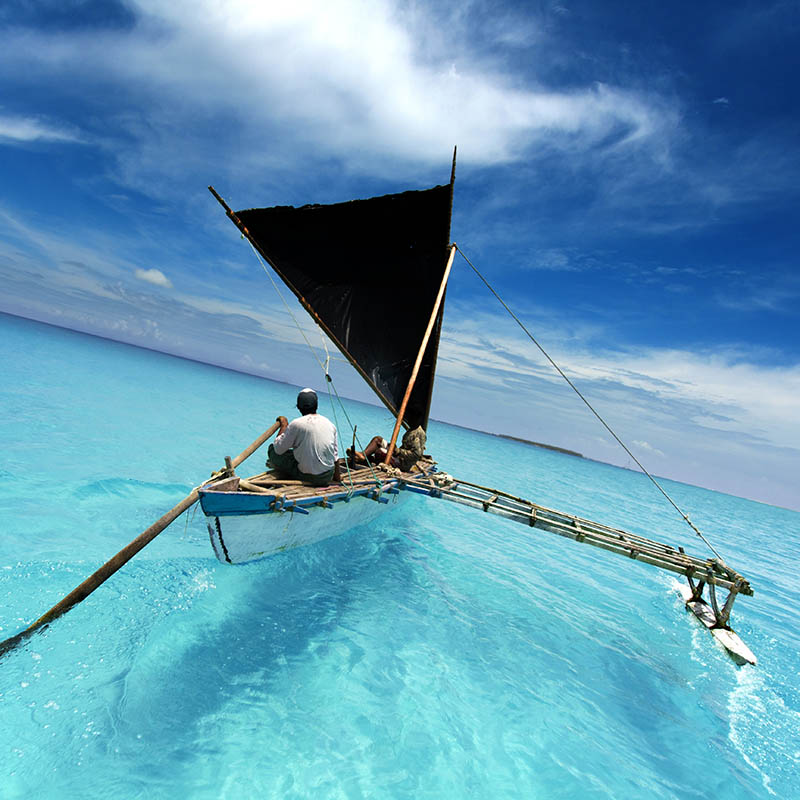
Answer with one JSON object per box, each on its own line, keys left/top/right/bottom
{"left": 435, "top": 416, "right": 584, "bottom": 458}
{"left": 494, "top": 433, "right": 583, "bottom": 458}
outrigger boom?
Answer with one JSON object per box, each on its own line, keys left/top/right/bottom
{"left": 400, "top": 470, "right": 756, "bottom": 665}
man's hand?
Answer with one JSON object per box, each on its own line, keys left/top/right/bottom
{"left": 276, "top": 415, "right": 289, "bottom": 434}
{"left": 333, "top": 461, "right": 342, "bottom": 483}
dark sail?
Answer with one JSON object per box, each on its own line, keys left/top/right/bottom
{"left": 234, "top": 184, "right": 453, "bottom": 431}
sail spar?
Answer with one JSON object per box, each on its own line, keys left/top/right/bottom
{"left": 232, "top": 183, "right": 454, "bottom": 431}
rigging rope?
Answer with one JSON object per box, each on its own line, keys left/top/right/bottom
{"left": 243, "top": 237, "right": 381, "bottom": 488}
{"left": 455, "top": 245, "right": 726, "bottom": 563}
{"left": 317, "top": 336, "right": 380, "bottom": 489}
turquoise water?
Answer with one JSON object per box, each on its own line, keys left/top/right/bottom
{"left": 1, "top": 312, "right": 798, "bottom": 799}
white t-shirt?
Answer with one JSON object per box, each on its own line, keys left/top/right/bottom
{"left": 273, "top": 413, "right": 338, "bottom": 475}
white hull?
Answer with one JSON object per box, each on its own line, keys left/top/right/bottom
{"left": 208, "top": 492, "right": 404, "bottom": 564}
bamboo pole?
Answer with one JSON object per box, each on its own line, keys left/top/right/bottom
{"left": 238, "top": 479, "right": 273, "bottom": 494}
{"left": 385, "top": 244, "right": 457, "bottom": 465}
{"left": 0, "top": 422, "right": 281, "bottom": 659}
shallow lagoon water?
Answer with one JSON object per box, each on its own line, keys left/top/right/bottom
{"left": 1, "top": 313, "right": 798, "bottom": 798}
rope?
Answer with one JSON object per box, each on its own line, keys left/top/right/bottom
{"left": 456, "top": 245, "right": 726, "bottom": 563}
{"left": 325, "top": 366, "right": 382, "bottom": 486}
{"left": 247, "top": 238, "right": 328, "bottom": 373}
{"left": 244, "top": 237, "right": 381, "bottom": 489}
{"left": 183, "top": 500, "right": 200, "bottom": 539}
{"left": 319, "top": 343, "right": 356, "bottom": 491}
{"left": 313, "top": 333, "right": 381, "bottom": 484}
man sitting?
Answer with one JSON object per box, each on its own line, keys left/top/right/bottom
{"left": 347, "top": 426, "right": 427, "bottom": 471}
{"left": 267, "top": 388, "right": 341, "bottom": 486}
{"left": 348, "top": 436, "right": 398, "bottom": 467}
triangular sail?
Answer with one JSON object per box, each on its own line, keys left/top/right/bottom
{"left": 233, "top": 184, "right": 453, "bottom": 430}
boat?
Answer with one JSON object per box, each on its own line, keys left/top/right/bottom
{"left": 0, "top": 162, "right": 459, "bottom": 659}
{"left": 0, "top": 156, "right": 757, "bottom": 665}
{"left": 199, "top": 155, "right": 756, "bottom": 665}
{"left": 199, "top": 171, "right": 457, "bottom": 563}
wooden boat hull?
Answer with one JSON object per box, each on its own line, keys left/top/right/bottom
{"left": 199, "top": 479, "right": 406, "bottom": 564}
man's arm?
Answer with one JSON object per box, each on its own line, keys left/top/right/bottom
{"left": 273, "top": 416, "right": 293, "bottom": 454}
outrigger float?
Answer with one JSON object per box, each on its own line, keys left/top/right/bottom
{"left": 0, "top": 153, "right": 756, "bottom": 666}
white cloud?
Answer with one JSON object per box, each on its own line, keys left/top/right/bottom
{"left": 632, "top": 440, "right": 665, "bottom": 457}
{"left": 135, "top": 268, "right": 173, "bottom": 288}
{"left": 0, "top": 1, "right": 674, "bottom": 173}
{"left": 429, "top": 304, "right": 800, "bottom": 508}
{"left": 523, "top": 248, "right": 579, "bottom": 271}
{"left": 436, "top": 303, "right": 800, "bottom": 454}
{"left": 0, "top": 115, "right": 81, "bottom": 144}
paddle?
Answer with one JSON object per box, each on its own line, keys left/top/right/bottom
{"left": 0, "top": 422, "right": 281, "bottom": 659}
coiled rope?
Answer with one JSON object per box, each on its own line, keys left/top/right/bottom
{"left": 456, "top": 245, "right": 726, "bottom": 563}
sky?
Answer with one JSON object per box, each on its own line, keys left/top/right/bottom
{"left": 0, "top": 0, "right": 798, "bottom": 512}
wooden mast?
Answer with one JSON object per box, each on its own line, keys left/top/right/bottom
{"left": 384, "top": 243, "right": 457, "bottom": 465}
{"left": 414, "top": 146, "right": 457, "bottom": 433}
{"left": 384, "top": 147, "right": 457, "bottom": 464}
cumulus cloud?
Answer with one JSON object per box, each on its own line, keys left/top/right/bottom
{"left": 135, "top": 268, "right": 173, "bottom": 288}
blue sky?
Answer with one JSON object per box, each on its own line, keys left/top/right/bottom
{"left": 1, "top": 0, "right": 798, "bottom": 511}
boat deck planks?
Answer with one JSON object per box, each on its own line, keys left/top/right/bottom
{"left": 199, "top": 460, "right": 437, "bottom": 516}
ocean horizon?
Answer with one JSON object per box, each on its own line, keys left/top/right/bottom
{"left": 2, "top": 309, "right": 787, "bottom": 514}
{"left": 1, "top": 311, "right": 798, "bottom": 798}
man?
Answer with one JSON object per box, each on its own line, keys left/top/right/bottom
{"left": 267, "top": 388, "right": 341, "bottom": 486}
{"left": 346, "top": 426, "right": 426, "bottom": 471}
{"left": 347, "top": 435, "right": 395, "bottom": 467}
